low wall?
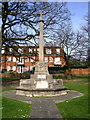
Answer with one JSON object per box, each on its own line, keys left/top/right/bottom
{"left": 0, "top": 68, "right": 90, "bottom": 78}
{"left": 2, "top": 80, "right": 20, "bottom": 88}
{"left": 66, "top": 68, "right": 90, "bottom": 75}
{"left": 0, "top": 73, "right": 30, "bottom": 79}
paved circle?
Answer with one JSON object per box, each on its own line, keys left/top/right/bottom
{"left": 1, "top": 90, "right": 83, "bottom": 119}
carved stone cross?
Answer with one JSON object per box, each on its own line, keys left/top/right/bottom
{"left": 39, "top": 11, "right": 45, "bottom": 62}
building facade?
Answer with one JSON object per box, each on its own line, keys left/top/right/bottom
{"left": 1, "top": 46, "right": 66, "bottom": 73}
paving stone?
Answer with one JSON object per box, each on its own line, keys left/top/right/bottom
{"left": 2, "top": 90, "right": 83, "bottom": 119}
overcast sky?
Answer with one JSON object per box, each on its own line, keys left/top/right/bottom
{"left": 67, "top": 2, "right": 88, "bottom": 31}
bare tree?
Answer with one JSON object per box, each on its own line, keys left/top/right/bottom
{"left": 2, "top": 2, "right": 70, "bottom": 48}
{"left": 1, "top": 2, "right": 72, "bottom": 68}
{"left": 52, "top": 16, "right": 88, "bottom": 78}
{"left": 81, "top": 15, "right": 89, "bottom": 66}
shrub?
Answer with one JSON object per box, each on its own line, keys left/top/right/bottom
{"left": 48, "top": 66, "right": 67, "bottom": 74}
{"left": 8, "top": 70, "right": 14, "bottom": 74}
{"left": 1, "top": 77, "right": 20, "bottom": 81}
{"left": 1, "top": 69, "right": 7, "bottom": 73}
{"left": 20, "top": 73, "right": 30, "bottom": 79}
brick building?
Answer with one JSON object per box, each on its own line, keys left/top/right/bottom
{"left": 1, "top": 46, "right": 66, "bottom": 73}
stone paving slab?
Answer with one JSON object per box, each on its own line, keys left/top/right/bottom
{"left": 30, "top": 97, "right": 62, "bottom": 118}
{"left": 1, "top": 90, "right": 84, "bottom": 119}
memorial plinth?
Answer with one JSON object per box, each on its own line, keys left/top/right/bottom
{"left": 16, "top": 11, "right": 67, "bottom": 97}
{"left": 16, "top": 61, "right": 67, "bottom": 97}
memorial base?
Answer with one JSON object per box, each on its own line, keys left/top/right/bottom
{"left": 16, "top": 62, "right": 67, "bottom": 97}
{"left": 16, "top": 88, "right": 67, "bottom": 97}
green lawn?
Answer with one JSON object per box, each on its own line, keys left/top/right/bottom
{"left": 0, "top": 88, "right": 31, "bottom": 119}
{"left": 53, "top": 74, "right": 90, "bottom": 80}
{"left": 56, "top": 78, "right": 89, "bottom": 119}
{"left": 1, "top": 75, "right": 89, "bottom": 119}
{"left": 2, "top": 97, "right": 31, "bottom": 119}
{"left": 0, "top": 88, "right": 16, "bottom": 92}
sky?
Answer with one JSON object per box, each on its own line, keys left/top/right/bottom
{"left": 0, "top": 2, "right": 88, "bottom": 32}
{"left": 67, "top": 2, "right": 88, "bottom": 31}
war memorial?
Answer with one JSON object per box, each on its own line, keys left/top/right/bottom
{"left": 1, "top": 11, "right": 84, "bottom": 119}
{"left": 16, "top": 12, "right": 67, "bottom": 97}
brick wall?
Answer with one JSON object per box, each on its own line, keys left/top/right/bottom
{"left": 0, "top": 73, "right": 15, "bottom": 78}
{"left": 65, "top": 68, "right": 90, "bottom": 75}
{"left": 0, "top": 73, "right": 30, "bottom": 79}
{"left": 70, "top": 68, "right": 90, "bottom": 75}
{"left": 0, "top": 68, "right": 90, "bottom": 79}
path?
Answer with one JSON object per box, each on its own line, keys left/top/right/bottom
{"left": 1, "top": 90, "right": 83, "bottom": 119}
{"left": 30, "top": 97, "right": 62, "bottom": 118}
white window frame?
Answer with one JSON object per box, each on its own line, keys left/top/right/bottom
{"left": 7, "top": 57, "right": 11, "bottom": 62}
{"left": 13, "top": 57, "right": 16, "bottom": 62}
{"left": 9, "top": 48, "right": 13, "bottom": 52}
{"left": 30, "top": 66, "right": 33, "bottom": 71}
{"left": 45, "top": 57, "right": 48, "bottom": 63}
{"left": 46, "top": 49, "right": 52, "bottom": 54}
{"left": 29, "top": 48, "right": 32, "bottom": 53}
{"left": 12, "top": 66, "right": 16, "bottom": 71}
{"left": 37, "top": 48, "right": 39, "bottom": 54}
{"left": 17, "top": 57, "right": 24, "bottom": 64}
{"left": 7, "top": 66, "right": 10, "bottom": 71}
{"left": 25, "top": 66, "right": 28, "bottom": 71}
{"left": 1, "top": 48, "right": 5, "bottom": 54}
{"left": 25, "top": 57, "right": 29, "bottom": 62}
{"left": 30, "top": 57, "right": 35, "bottom": 62}
{"left": 34, "top": 48, "right": 36, "bottom": 51}
{"left": 30, "top": 58, "right": 33, "bottom": 62}
{"left": 49, "top": 57, "right": 53, "bottom": 62}
{"left": 37, "top": 48, "right": 39, "bottom": 52}
{"left": 18, "top": 66, "right": 22, "bottom": 73}
{"left": 54, "top": 57, "right": 61, "bottom": 65}
{"left": 56, "top": 48, "right": 60, "bottom": 54}
{"left": 18, "top": 48, "right": 23, "bottom": 54}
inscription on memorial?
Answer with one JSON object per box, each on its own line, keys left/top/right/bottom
{"left": 38, "top": 75, "right": 46, "bottom": 79}
{"left": 36, "top": 81, "right": 48, "bottom": 88}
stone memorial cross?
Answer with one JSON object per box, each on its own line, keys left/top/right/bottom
{"left": 39, "top": 11, "right": 45, "bottom": 62}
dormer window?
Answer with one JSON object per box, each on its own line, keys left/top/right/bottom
{"left": 9, "top": 48, "right": 13, "bottom": 52}
{"left": 46, "top": 49, "right": 52, "bottom": 54}
{"left": 34, "top": 48, "right": 36, "bottom": 51}
{"left": 37, "top": 48, "right": 39, "bottom": 51}
{"left": 1, "top": 48, "right": 5, "bottom": 54}
{"left": 7, "top": 57, "right": 11, "bottom": 62}
{"left": 18, "top": 48, "right": 23, "bottom": 54}
{"left": 56, "top": 48, "right": 60, "bottom": 54}
{"left": 29, "top": 48, "right": 32, "bottom": 53}
{"left": 37, "top": 48, "right": 39, "bottom": 54}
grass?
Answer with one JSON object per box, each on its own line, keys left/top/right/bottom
{"left": 1, "top": 75, "right": 89, "bottom": 119}
{"left": 53, "top": 74, "right": 90, "bottom": 80}
{"left": 2, "top": 97, "right": 31, "bottom": 119}
{"left": 56, "top": 77, "right": 89, "bottom": 119}
{"left": 0, "top": 88, "right": 31, "bottom": 119}
{"left": 0, "top": 88, "right": 16, "bottom": 92}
